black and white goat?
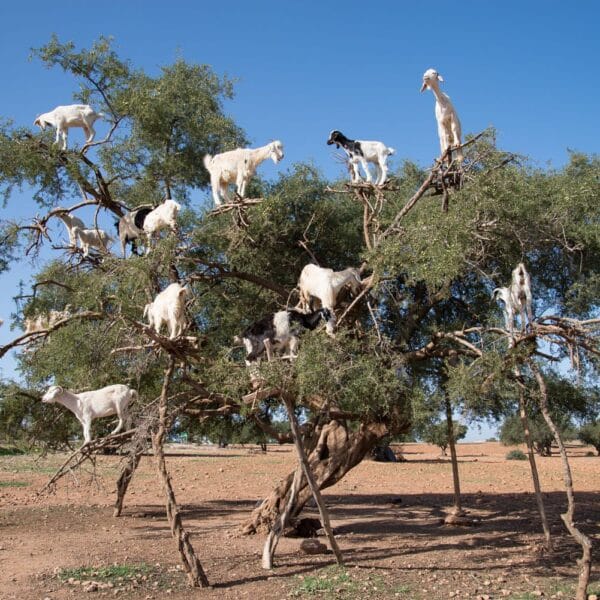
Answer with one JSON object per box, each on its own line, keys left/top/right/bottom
{"left": 327, "top": 130, "right": 395, "bottom": 185}
{"left": 234, "top": 308, "right": 332, "bottom": 364}
{"left": 114, "top": 206, "right": 154, "bottom": 257}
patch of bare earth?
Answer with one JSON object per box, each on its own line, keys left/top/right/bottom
{"left": 0, "top": 442, "right": 599, "bottom": 599}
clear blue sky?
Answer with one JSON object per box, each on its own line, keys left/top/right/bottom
{"left": 1, "top": 1, "right": 598, "bottom": 439}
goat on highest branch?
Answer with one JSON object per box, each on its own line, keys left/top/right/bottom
{"left": 203, "top": 141, "right": 284, "bottom": 206}
{"left": 420, "top": 69, "right": 463, "bottom": 163}
{"left": 327, "top": 130, "right": 395, "bottom": 185}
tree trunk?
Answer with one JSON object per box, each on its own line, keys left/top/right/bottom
{"left": 444, "top": 393, "right": 463, "bottom": 515}
{"left": 283, "top": 395, "right": 343, "bottom": 565}
{"left": 153, "top": 359, "right": 210, "bottom": 588}
{"left": 516, "top": 380, "right": 552, "bottom": 549}
{"left": 529, "top": 361, "right": 591, "bottom": 600}
{"left": 113, "top": 447, "right": 143, "bottom": 517}
{"left": 242, "top": 418, "right": 393, "bottom": 535}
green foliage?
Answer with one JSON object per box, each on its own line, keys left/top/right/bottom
{"left": 421, "top": 420, "right": 467, "bottom": 454}
{"left": 506, "top": 449, "right": 527, "bottom": 460}
{"left": 499, "top": 411, "right": 575, "bottom": 457}
{"left": 578, "top": 422, "right": 600, "bottom": 455}
{"left": 0, "top": 36, "right": 598, "bottom": 459}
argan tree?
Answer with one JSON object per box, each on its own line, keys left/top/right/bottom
{"left": 0, "top": 37, "right": 598, "bottom": 596}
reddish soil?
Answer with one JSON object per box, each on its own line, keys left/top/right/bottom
{"left": 0, "top": 442, "right": 599, "bottom": 600}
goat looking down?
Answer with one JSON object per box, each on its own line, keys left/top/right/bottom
{"left": 33, "top": 104, "right": 104, "bottom": 150}
{"left": 203, "top": 141, "right": 284, "bottom": 206}
{"left": 142, "top": 199, "right": 181, "bottom": 253}
{"left": 327, "top": 130, "right": 395, "bottom": 185}
{"left": 298, "top": 264, "right": 363, "bottom": 334}
{"left": 420, "top": 69, "right": 463, "bottom": 163}
{"left": 143, "top": 282, "right": 189, "bottom": 339}
{"left": 53, "top": 208, "right": 86, "bottom": 246}
{"left": 115, "top": 206, "right": 154, "bottom": 257}
{"left": 234, "top": 308, "right": 333, "bottom": 364}
{"left": 42, "top": 384, "right": 137, "bottom": 444}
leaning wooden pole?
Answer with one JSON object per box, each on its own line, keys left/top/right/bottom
{"left": 529, "top": 360, "right": 591, "bottom": 600}
{"left": 282, "top": 394, "right": 343, "bottom": 565}
{"left": 515, "top": 376, "right": 552, "bottom": 550}
{"left": 153, "top": 358, "right": 210, "bottom": 588}
{"left": 114, "top": 443, "right": 145, "bottom": 517}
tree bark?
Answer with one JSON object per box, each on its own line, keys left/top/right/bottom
{"left": 113, "top": 447, "right": 143, "bottom": 517}
{"left": 516, "top": 380, "right": 552, "bottom": 549}
{"left": 529, "top": 361, "right": 591, "bottom": 600}
{"left": 242, "top": 418, "right": 397, "bottom": 535}
{"left": 444, "top": 392, "right": 463, "bottom": 515}
{"left": 283, "top": 395, "right": 343, "bottom": 565}
{"left": 153, "top": 359, "right": 210, "bottom": 588}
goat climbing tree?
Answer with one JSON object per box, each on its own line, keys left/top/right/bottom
{"left": 0, "top": 36, "right": 598, "bottom": 595}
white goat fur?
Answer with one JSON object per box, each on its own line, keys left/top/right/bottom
{"left": 203, "top": 141, "right": 284, "bottom": 206}
{"left": 33, "top": 104, "right": 103, "bottom": 150}
{"left": 142, "top": 199, "right": 181, "bottom": 252}
{"left": 298, "top": 265, "right": 362, "bottom": 333}
{"left": 349, "top": 141, "right": 394, "bottom": 185}
{"left": 54, "top": 208, "right": 86, "bottom": 245}
{"left": 42, "top": 384, "right": 137, "bottom": 444}
{"left": 24, "top": 308, "right": 71, "bottom": 334}
{"left": 421, "top": 69, "right": 463, "bottom": 162}
{"left": 72, "top": 226, "right": 112, "bottom": 257}
{"left": 143, "top": 283, "right": 188, "bottom": 339}
{"left": 493, "top": 263, "right": 534, "bottom": 333}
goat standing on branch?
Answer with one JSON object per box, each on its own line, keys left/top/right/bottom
{"left": 327, "top": 130, "right": 395, "bottom": 185}
{"left": 33, "top": 104, "right": 104, "bottom": 150}
{"left": 298, "top": 264, "right": 363, "bottom": 334}
{"left": 53, "top": 208, "right": 86, "bottom": 246}
{"left": 203, "top": 141, "right": 284, "bottom": 207}
{"left": 493, "top": 262, "right": 534, "bottom": 333}
{"left": 420, "top": 69, "right": 463, "bottom": 163}
{"left": 115, "top": 206, "right": 154, "bottom": 257}
{"left": 234, "top": 308, "right": 332, "bottom": 364}
{"left": 71, "top": 226, "right": 112, "bottom": 258}
{"left": 42, "top": 384, "right": 137, "bottom": 444}
{"left": 144, "top": 282, "right": 189, "bottom": 339}
{"left": 142, "top": 199, "right": 181, "bottom": 254}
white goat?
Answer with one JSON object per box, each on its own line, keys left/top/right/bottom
{"left": 71, "top": 226, "right": 112, "bottom": 257}
{"left": 143, "top": 282, "right": 189, "bottom": 339}
{"left": 24, "top": 308, "right": 71, "bottom": 334}
{"left": 493, "top": 263, "right": 534, "bottom": 333}
{"left": 510, "top": 262, "right": 534, "bottom": 331}
{"left": 33, "top": 104, "right": 104, "bottom": 150}
{"left": 327, "top": 130, "right": 395, "bottom": 185}
{"left": 142, "top": 199, "right": 181, "bottom": 253}
{"left": 203, "top": 141, "right": 284, "bottom": 207}
{"left": 420, "top": 69, "right": 463, "bottom": 163}
{"left": 42, "top": 384, "right": 137, "bottom": 444}
{"left": 297, "top": 264, "right": 362, "bottom": 334}
{"left": 53, "top": 208, "right": 86, "bottom": 245}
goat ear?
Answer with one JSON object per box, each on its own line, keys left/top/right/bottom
{"left": 437, "top": 74, "right": 444, "bottom": 82}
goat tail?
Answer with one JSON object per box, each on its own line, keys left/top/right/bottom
{"left": 203, "top": 154, "right": 213, "bottom": 170}
{"left": 387, "top": 147, "right": 396, "bottom": 155}
{"left": 143, "top": 303, "right": 151, "bottom": 319}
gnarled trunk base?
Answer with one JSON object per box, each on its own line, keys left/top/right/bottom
{"left": 242, "top": 418, "right": 394, "bottom": 535}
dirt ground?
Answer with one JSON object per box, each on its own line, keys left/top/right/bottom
{"left": 0, "top": 441, "right": 599, "bottom": 600}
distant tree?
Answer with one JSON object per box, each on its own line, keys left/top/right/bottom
{"left": 422, "top": 420, "right": 468, "bottom": 456}
{"left": 578, "top": 422, "right": 600, "bottom": 456}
